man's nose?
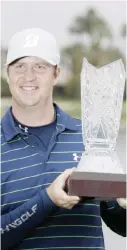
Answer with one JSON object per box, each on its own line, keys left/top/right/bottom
{"left": 24, "top": 69, "right": 36, "bottom": 82}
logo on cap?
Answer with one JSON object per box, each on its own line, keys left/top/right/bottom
{"left": 23, "top": 34, "right": 39, "bottom": 48}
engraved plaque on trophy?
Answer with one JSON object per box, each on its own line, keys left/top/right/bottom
{"left": 68, "top": 58, "right": 126, "bottom": 199}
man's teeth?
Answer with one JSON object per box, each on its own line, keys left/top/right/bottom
{"left": 22, "top": 87, "right": 37, "bottom": 90}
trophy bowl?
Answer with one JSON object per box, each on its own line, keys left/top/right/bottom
{"left": 67, "top": 58, "right": 126, "bottom": 199}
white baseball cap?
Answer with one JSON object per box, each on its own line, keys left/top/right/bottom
{"left": 6, "top": 28, "right": 60, "bottom": 66}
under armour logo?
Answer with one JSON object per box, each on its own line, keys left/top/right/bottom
{"left": 73, "top": 153, "right": 81, "bottom": 161}
{"left": 19, "top": 124, "right": 28, "bottom": 133}
{"left": 23, "top": 34, "right": 39, "bottom": 48}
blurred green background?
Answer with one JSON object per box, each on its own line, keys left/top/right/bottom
{"left": 1, "top": 7, "right": 126, "bottom": 125}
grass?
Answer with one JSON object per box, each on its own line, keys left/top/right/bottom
{"left": 55, "top": 98, "right": 82, "bottom": 119}
{"left": 55, "top": 98, "right": 126, "bottom": 125}
{"left": 1, "top": 97, "right": 126, "bottom": 126}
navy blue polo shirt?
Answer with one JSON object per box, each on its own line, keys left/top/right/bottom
{"left": 11, "top": 108, "right": 57, "bottom": 152}
{"left": 1, "top": 103, "right": 126, "bottom": 250}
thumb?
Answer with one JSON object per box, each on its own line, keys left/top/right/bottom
{"left": 60, "top": 168, "right": 76, "bottom": 182}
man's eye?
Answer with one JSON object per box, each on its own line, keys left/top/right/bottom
{"left": 36, "top": 65, "right": 46, "bottom": 69}
{"left": 16, "top": 64, "right": 23, "bottom": 68}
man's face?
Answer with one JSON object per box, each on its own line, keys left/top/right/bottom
{"left": 7, "top": 56, "right": 58, "bottom": 108}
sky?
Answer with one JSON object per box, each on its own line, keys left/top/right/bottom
{"left": 1, "top": 1, "right": 126, "bottom": 53}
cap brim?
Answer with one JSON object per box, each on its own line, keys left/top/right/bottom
{"left": 6, "top": 51, "right": 57, "bottom": 66}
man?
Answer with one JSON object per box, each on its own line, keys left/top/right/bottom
{"left": 1, "top": 28, "right": 126, "bottom": 250}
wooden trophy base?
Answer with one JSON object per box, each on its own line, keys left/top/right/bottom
{"left": 67, "top": 171, "right": 126, "bottom": 200}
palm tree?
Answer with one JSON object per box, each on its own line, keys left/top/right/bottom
{"left": 69, "top": 8, "right": 112, "bottom": 49}
{"left": 61, "top": 44, "right": 86, "bottom": 98}
{"left": 61, "top": 8, "right": 124, "bottom": 99}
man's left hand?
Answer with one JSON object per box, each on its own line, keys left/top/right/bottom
{"left": 117, "top": 198, "right": 127, "bottom": 209}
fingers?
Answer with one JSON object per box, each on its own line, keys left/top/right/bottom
{"left": 117, "top": 198, "right": 127, "bottom": 209}
{"left": 59, "top": 199, "right": 79, "bottom": 210}
{"left": 57, "top": 190, "right": 80, "bottom": 209}
{"left": 46, "top": 168, "right": 80, "bottom": 210}
{"left": 60, "top": 189, "right": 80, "bottom": 202}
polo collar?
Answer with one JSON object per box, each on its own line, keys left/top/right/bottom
{"left": 1, "top": 107, "right": 26, "bottom": 142}
{"left": 2, "top": 103, "right": 78, "bottom": 142}
{"left": 54, "top": 103, "right": 78, "bottom": 132}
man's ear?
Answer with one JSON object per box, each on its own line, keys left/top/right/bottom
{"left": 53, "top": 66, "right": 61, "bottom": 86}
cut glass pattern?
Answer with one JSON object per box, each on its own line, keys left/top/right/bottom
{"left": 78, "top": 58, "right": 125, "bottom": 173}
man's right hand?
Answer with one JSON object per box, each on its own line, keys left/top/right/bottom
{"left": 46, "top": 168, "right": 80, "bottom": 209}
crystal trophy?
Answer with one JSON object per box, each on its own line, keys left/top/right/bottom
{"left": 68, "top": 58, "right": 126, "bottom": 199}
